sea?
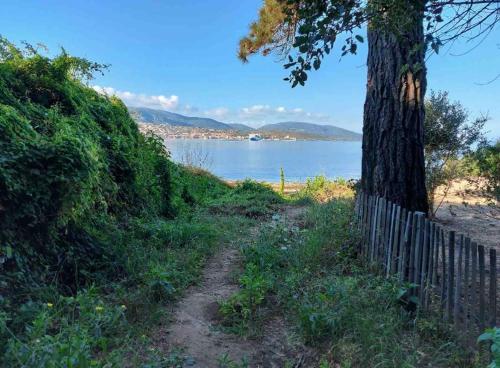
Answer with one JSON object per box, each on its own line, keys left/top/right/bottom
{"left": 163, "top": 139, "right": 362, "bottom": 182}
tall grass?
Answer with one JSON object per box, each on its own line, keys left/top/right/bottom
{"left": 221, "top": 199, "right": 484, "bottom": 367}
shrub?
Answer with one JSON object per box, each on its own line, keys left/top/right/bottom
{"left": 295, "top": 175, "right": 355, "bottom": 202}
{"left": 0, "top": 37, "right": 178, "bottom": 311}
{"left": 424, "top": 90, "right": 487, "bottom": 216}
{"left": 208, "top": 180, "right": 283, "bottom": 218}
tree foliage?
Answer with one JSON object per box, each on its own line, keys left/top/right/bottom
{"left": 239, "top": 0, "right": 500, "bottom": 87}
{"left": 473, "top": 139, "right": 500, "bottom": 203}
{"left": 424, "top": 90, "right": 487, "bottom": 215}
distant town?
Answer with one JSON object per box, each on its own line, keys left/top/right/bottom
{"left": 131, "top": 107, "right": 363, "bottom": 141}
{"left": 138, "top": 122, "right": 320, "bottom": 141}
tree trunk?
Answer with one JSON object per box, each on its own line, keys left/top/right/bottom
{"left": 361, "top": 5, "right": 429, "bottom": 213}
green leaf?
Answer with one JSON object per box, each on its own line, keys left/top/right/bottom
{"left": 478, "top": 331, "right": 493, "bottom": 342}
{"left": 355, "top": 35, "right": 364, "bottom": 43}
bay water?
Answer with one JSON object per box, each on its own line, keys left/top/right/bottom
{"left": 164, "top": 139, "right": 362, "bottom": 182}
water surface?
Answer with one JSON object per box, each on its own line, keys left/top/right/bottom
{"left": 164, "top": 139, "right": 362, "bottom": 182}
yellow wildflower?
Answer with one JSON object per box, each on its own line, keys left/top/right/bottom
{"left": 47, "top": 303, "right": 53, "bottom": 308}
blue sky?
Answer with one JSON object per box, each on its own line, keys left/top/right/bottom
{"left": 1, "top": 0, "right": 499, "bottom": 137}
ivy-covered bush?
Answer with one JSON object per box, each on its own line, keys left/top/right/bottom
{"left": 0, "top": 39, "right": 174, "bottom": 314}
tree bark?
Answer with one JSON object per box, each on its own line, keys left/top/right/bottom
{"left": 361, "top": 4, "right": 429, "bottom": 213}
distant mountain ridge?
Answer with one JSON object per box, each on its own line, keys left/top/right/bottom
{"left": 130, "top": 107, "right": 232, "bottom": 130}
{"left": 259, "top": 122, "right": 362, "bottom": 140}
{"left": 227, "top": 123, "right": 255, "bottom": 132}
{"left": 130, "top": 107, "right": 361, "bottom": 140}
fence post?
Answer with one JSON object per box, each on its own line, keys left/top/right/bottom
{"left": 420, "top": 219, "right": 430, "bottom": 306}
{"left": 370, "top": 197, "right": 380, "bottom": 263}
{"left": 454, "top": 235, "right": 464, "bottom": 325}
{"left": 447, "top": 231, "right": 455, "bottom": 322}
{"left": 470, "top": 242, "right": 478, "bottom": 326}
{"left": 388, "top": 204, "right": 401, "bottom": 276}
{"left": 398, "top": 209, "right": 409, "bottom": 281}
{"left": 425, "top": 222, "right": 436, "bottom": 308}
{"left": 490, "top": 248, "right": 497, "bottom": 328}
{"left": 463, "top": 238, "right": 471, "bottom": 327}
{"left": 478, "top": 245, "right": 486, "bottom": 330}
{"left": 412, "top": 213, "right": 425, "bottom": 297}
{"left": 440, "top": 228, "right": 447, "bottom": 315}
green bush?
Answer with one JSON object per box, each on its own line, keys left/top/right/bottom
{"left": 219, "top": 263, "right": 271, "bottom": 333}
{"left": 208, "top": 180, "right": 283, "bottom": 218}
{"left": 294, "top": 175, "right": 354, "bottom": 203}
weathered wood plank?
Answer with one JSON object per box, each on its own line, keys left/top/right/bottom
{"left": 389, "top": 205, "right": 401, "bottom": 275}
{"left": 383, "top": 201, "right": 393, "bottom": 268}
{"left": 454, "top": 235, "right": 464, "bottom": 324}
{"left": 478, "top": 245, "right": 486, "bottom": 329}
{"left": 420, "top": 219, "right": 430, "bottom": 306}
{"left": 400, "top": 211, "right": 412, "bottom": 283}
{"left": 409, "top": 213, "right": 418, "bottom": 286}
{"left": 470, "top": 242, "right": 478, "bottom": 325}
{"left": 440, "top": 227, "right": 447, "bottom": 314}
{"left": 428, "top": 223, "right": 436, "bottom": 287}
{"left": 463, "top": 238, "right": 471, "bottom": 327}
{"left": 489, "top": 248, "right": 497, "bottom": 328}
{"left": 447, "top": 231, "right": 455, "bottom": 322}
{"left": 413, "top": 213, "right": 425, "bottom": 296}
{"left": 370, "top": 197, "right": 380, "bottom": 263}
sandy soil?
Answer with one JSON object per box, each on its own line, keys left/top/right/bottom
{"left": 434, "top": 180, "right": 499, "bottom": 249}
{"left": 150, "top": 206, "right": 314, "bottom": 367}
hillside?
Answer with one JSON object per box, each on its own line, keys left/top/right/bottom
{"left": 259, "top": 121, "right": 362, "bottom": 141}
{"left": 130, "top": 106, "right": 232, "bottom": 130}
{"left": 227, "top": 123, "right": 255, "bottom": 132}
{"left": 130, "top": 107, "right": 362, "bottom": 141}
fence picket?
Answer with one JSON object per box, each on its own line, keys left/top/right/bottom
{"left": 447, "top": 231, "right": 455, "bottom": 322}
{"left": 398, "top": 209, "right": 409, "bottom": 281}
{"left": 490, "top": 248, "right": 497, "bottom": 327}
{"left": 478, "top": 245, "right": 486, "bottom": 329}
{"left": 354, "top": 192, "right": 498, "bottom": 336}
{"left": 454, "top": 235, "right": 464, "bottom": 325}
{"left": 470, "top": 242, "right": 478, "bottom": 325}
{"left": 463, "top": 238, "right": 471, "bottom": 327}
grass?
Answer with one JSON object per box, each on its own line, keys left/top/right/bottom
{"left": 219, "top": 197, "right": 488, "bottom": 367}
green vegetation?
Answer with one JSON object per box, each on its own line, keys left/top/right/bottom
{"left": 0, "top": 39, "right": 277, "bottom": 367}
{"left": 0, "top": 38, "right": 491, "bottom": 367}
{"left": 220, "top": 197, "right": 486, "bottom": 367}
{"left": 478, "top": 327, "right": 500, "bottom": 368}
{"left": 293, "top": 175, "right": 355, "bottom": 203}
{"left": 279, "top": 167, "right": 285, "bottom": 196}
{"left": 473, "top": 139, "right": 500, "bottom": 203}
{"left": 424, "top": 90, "right": 487, "bottom": 216}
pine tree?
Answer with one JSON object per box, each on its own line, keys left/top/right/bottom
{"left": 239, "top": 0, "right": 499, "bottom": 212}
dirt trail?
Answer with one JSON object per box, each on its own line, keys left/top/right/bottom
{"left": 152, "top": 205, "right": 311, "bottom": 367}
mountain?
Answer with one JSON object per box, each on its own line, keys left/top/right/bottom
{"left": 259, "top": 121, "right": 362, "bottom": 141}
{"left": 227, "top": 123, "right": 255, "bottom": 132}
{"left": 130, "top": 107, "right": 232, "bottom": 130}
{"left": 130, "top": 107, "right": 362, "bottom": 140}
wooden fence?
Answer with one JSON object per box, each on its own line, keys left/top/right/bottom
{"left": 354, "top": 192, "right": 498, "bottom": 334}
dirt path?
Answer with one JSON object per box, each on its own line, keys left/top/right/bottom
{"left": 151, "top": 205, "right": 311, "bottom": 367}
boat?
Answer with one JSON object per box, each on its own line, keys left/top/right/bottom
{"left": 248, "top": 133, "right": 263, "bottom": 141}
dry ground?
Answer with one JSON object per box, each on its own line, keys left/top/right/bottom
{"left": 433, "top": 180, "right": 499, "bottom": 249}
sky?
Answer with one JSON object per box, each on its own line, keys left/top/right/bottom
{"left": 1, "top": 0, "right": 499, "bottom": 137}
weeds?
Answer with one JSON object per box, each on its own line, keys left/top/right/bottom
{"left": 222, "top": 198, "right": 484, "bottom": 367}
